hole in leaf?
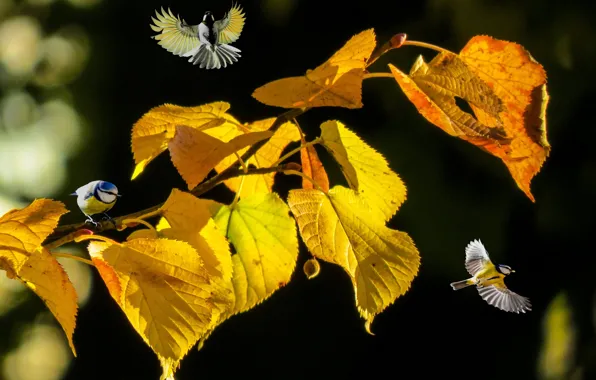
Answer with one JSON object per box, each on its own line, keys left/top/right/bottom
{"left": 455, "top": 96, "right": 475, "bottom": 116}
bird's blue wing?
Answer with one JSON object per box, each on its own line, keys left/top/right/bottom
{"left": 465, "top": 239, "right": 491, "bottom": 276}
{"left": 477, "top": 285, "right": 531, "bottom": 313}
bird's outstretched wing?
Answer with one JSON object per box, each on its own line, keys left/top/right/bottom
{"left": 465, "top": 239, "right": 491, "bottom": 276}
{"left": 150, "top": 8, "right": 201, "bottom": 57}
{"left": 214, "top": 3, "right": 246, "bottom": 45}
{"left": 477, "top": 284, "right": 532, "bottom": 313}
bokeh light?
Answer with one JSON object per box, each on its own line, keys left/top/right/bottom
{"left": 2, "top": 321, "right": 71, "bottom": 380}
{"left": 0, "top": 16, "right": 42, "bottom": 78}
{"left": 65, "top": 0, "right": 102, "bottom": 9}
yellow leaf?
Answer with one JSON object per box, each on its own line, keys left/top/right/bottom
{"left": 459, "top": 35, "right": 549, "bottom": 201}
{"left": 320, "top": 120, "right": 406, "bottom": 221}
{"left": 158, "top": 189, "right": 234, "bottom": 318}
{"left": 252, "top": 29, "right": 376, "bottom": 109}
{"left": 0, "top": 199, "right": 78, "bottom": 355}
{"left": 88, "top": 238, "right": 216, "bottom": 380}
{"left": 300, "top": 140, "right": 330, "bottom": 192}
{"left": 214, "top": 118, "right": 301, "bottom": 198}
{"left": 212, "top": 193, "right": 299, "bottom": 315}
{"left": 130, "top": 102, "right": 241, "bottom": 179}
{"left": 168, "top": 125, "right": 273, "bottom": 189}
{"left": 287, "top": 186, "right": 420, "bottom": 333}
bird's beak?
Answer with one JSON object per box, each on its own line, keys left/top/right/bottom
{"left": 117, "top": 194, "right": 122, "bottom": 198}
{"left": 70, "top": 192, "right": 77, "bottom": 196}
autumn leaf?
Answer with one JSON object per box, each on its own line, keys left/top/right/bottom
{"left": 212, "top": 193, "right": 298, "bottom": 316}
{"left": 288, "top": 186, "right": 420, "bottom": 333}
{"left": 320, "top": 120, "right": 406, "bottom": 221}
{"left": 214, "top": 118, "right": 301, "bottom": 198}
{"left": 390, "top": 35, "right": 549, "bottom": 201}
{"left": 252, "top": 29, "right": 376, "bottom": 109}
{"left": 130, "top": 102, "right": 242, "bottom": 179}
{"left": 390, "top": 53, "right": 507, "bottom": 141}
{"left": 88, "top": 238, "right": 216, "bottom": 380}
{"left": 0, "top": 199, "right": 78, "bottom": 355}
{"left": 460, "top": 36, "right": 549, "bottom": 201}
{"left": 157, "top": 189, "right": 234, "bottom": 321}
{"left": 169, "top": 125, "right": 273, "bottom": 189}
{"left": 300, "top": 139, "right": 330, "bottom": 192}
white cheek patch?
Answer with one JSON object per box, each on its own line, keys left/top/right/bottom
{"left": 98, "top": 191, "right": 116, "bottom": 203}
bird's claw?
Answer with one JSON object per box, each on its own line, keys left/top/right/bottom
{"left": 84, "top": 218, "right": 101, "bottom": 230}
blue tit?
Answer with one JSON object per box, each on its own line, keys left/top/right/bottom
{"left": 150, "top": 3, "right": 246, "bottom": 69}
{"left": 450, "top": 239, "right": 531, "bottom": 314}
{"left": 71, "top": 180, "right": 120, "bottom": 227}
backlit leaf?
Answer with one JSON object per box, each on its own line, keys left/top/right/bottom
{"left": 214, "top": 118, "right": 301, "bottom": 198}
{"left": 252, "top": 29, "right": 376, "bottom": 109}
{"left": 320, "top": 120, "right": 406, "bottom": 221}
{"left": 288, "top": 186, "right": 420, "bottom": 333}
{"left": 0, "top": 199, "right": 77, "bottom": 355}
{"left": 168, "top": 125, "right": 273, "bottom": 189}
{"left": 390, "top": 54, "right": 507, "bottom": 140}
{"left": 300, "top": 140, "right": 330, "bottom": 192}
{"left": 88, "top": 238, "right": 216, "bottom": 380}
{"left": 390, "top": 36, "right": 549, "bottom": 201}
{"left": 212, "top": 193, "right": 298, "bottom": 315}
{"left": 131, "top": 102, "right": 241, "bottom": 179}
{"left": 158, "top": 189, "right": 234, "bottom": 318}
{"left": 460, "top": 36, "right": 549, "bottom": 201}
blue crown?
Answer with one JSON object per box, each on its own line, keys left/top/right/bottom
{"left": 98, "top": 181, "right": 118, "bottom": 193}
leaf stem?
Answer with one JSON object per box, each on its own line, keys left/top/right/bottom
{"left": 363, "top": 72, "right": 395, "bottom": 79}
{"left": 402, "top": 40, "right": 454, "bottom": 55}
{"left": 234, "top": 152, "right": 248, "bottom": 173}
{"left": 121, "top": 218, "right": 157, "bottom": 234}
{"left": 272, "top": 137, "right": 321, "bottom": 167}
{"left": 283, "top": 169, "right": 325, "bottom": 193}
{"left": 52, "top": 252, "right": 95, "bottom": 267}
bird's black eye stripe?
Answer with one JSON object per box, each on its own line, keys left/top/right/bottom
{"left": 98, "top": 189, "right": 117, "bottom": 196}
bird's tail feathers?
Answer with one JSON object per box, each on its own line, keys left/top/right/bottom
{"left": 188, "top": 43, "right": 241, "bottom": 69}
{"left": 450, "top": 279, "right": 475, "bottom": 290}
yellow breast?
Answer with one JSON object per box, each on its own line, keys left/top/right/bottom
{"left": 79, "top": 196, "right": 114, "bottom": 216}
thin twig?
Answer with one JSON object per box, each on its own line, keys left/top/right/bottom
{"left": 363, "top": 73, "right": 395, "bottom": 79}
{"left": 402, "top": 40, "right": 454, "bottom": 55}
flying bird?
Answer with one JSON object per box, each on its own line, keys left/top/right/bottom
{"left": 71, "top": 180, "right": 120, "bottom": 227}
{"left": 150, "top": 3, "right": 246, "bottom": 69}
{"left": 450, "top": 239, "right": 531, "bottom": 314}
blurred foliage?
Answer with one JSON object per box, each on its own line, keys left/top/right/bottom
{"left": 0, "top": 0, "right": 595, "bottom": 379}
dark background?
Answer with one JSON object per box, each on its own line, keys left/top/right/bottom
{"left": 1, "top": 0, "right": 595, "bottom": 379}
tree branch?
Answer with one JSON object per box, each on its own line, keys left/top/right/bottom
{"left": 44, "top": 107, "right": 308, "bottom": 245}
{"left": 45, "top": 164, "right": 300, "bottom": 245}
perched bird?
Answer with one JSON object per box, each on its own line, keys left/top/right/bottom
{"left": 150, "top": 4, "right": 246, "bottom": 69}
{"left": 450, "top": 239, "right": 531, "bottom": 314}
{"left": 71, "top": 181, "right": 120, "bottom": 227}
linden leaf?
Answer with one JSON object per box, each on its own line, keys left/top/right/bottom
{"left": 287, "top": 186, "right": 420, "bottom": 333}
{"left": 212, "top": 193, "right": 299, "bottom": 315}
{"left": 131, "top": 102, "right": 241, "bottom": 179}
{"left": 158, "top": 189, "right": 234, "bottom": 319}
{"left": 460, "top": 35, "right": 549, "bottom": 201}
{"left": 300, "top": 139, "right": 330, "bottom": 192}
{"left": 168, "top": 125, "right": 273, "bottom": 189}
{"left": 0, "top": 199, "right": 78, "bottom": 355}
{"left": 88, "top": 238, "right": 216, "bottom": 380}
{"left": 252, "top": 29, "right": 376, "bottom": 109}
{"left": 214, "top": 118, "right": 301, "bottom": 198}
{"left": 320, "top": 120, "right": 406, "bottom": 221}
{"left": 390, "top": 53, "right": 508, "bottom": 141}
